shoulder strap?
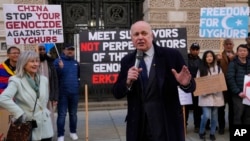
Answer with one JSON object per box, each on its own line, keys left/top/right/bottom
{"left": 218, "top": 65, "right": 221, "bottom": 73}
{"left": 32, "top": 97, "right": 38, "bottom": 118}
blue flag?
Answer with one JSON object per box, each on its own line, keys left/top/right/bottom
{"left": 199, "top": 7, "right": 249, "bottom": 38}
{"left": 44, "top": 43, "right": 55, "bottom": 53}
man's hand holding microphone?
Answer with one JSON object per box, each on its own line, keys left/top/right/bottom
{"left": 126, "top": 50, "right": 143, "bottom": 88}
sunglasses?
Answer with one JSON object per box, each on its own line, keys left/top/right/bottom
{"left": 66, "top": 48, "right": 75, "bottom": 51}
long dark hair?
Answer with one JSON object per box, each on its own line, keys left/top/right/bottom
{"left": 199, "top": 50, "right": 217, "bottom": 77}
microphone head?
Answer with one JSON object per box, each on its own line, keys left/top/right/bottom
{"left": 136, "top": 50, "right": 143, "bottom": 60}
{"left": 134, "top": 50, "right": 143, "bottom": 68}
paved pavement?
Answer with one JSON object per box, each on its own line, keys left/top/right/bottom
{"left": 53, "top": 109, "right": 230, "bottom": 141}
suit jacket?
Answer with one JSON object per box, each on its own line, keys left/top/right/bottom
{"left": 113, "top": 43, "right": 196, "bottom": 141}
{"left": 0, "top": 75, "right": 53, "bottom": 140}
{"left": 218, "top": 50, "right": 235, "bottom": 102}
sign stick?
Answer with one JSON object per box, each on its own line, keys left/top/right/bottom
{"left": 85, "top": 84, "right": 89, "bottom": 141}
{"left": 183, "top": 106, "right": 186, "bottom": 137}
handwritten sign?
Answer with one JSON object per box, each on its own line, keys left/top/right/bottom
{"left": 243, "top": 75, "right": 250, "bottom": 105}
{"left": 178, "top": 87, "right": 193, "bottom": 105}
{"left": 3, "top": 4, "right": 64, "bottom": 45}
{"left": 194, "top": 73, "right": 227, "bottom": 96}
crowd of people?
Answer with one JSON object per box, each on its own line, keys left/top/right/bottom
{"left": 0, "top": 20, "right": 250, "bottom": 141}
{"left": 185, "top": 37, "right": 250, "bottom": 141}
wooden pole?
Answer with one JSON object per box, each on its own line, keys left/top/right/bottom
{"left": 53, "top": 43, "right": 61, "bottom": 60}
{"left": 183, "top": 106, "right": 186, "bottom": 137}
{"left": 85, "top": 84, "right": 89, "bottom": 141}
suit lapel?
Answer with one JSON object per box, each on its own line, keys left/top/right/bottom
{"left": 20, "top": 77, "right": 37, "bottom": 102}
{"left": 154, "top": 48, "right": 166, "bottom": 90}
{"left": 145, "top": 57, "right": 155, "bottom": 93}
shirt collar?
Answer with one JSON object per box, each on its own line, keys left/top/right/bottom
{"left": 144, "top": 46, "right": 154, "bottom": 57}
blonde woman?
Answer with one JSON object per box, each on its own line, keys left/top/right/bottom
{"left": 0, "top": 51, "right": 53, "bottom": 141}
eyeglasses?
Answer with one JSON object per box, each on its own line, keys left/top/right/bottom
{"left": 8, "top": 52, "right": 20, "bottom": 55}
{"left": 39, "top": 48, "right": 45, "bottom": 51}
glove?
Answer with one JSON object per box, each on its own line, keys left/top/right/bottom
{"left": 12, "top": 114, "right": 27, "bottom": 125}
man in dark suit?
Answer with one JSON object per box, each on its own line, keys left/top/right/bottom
{"left": 113, "top": 21, "right": 196, "bottom": 141}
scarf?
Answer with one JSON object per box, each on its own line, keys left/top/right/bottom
{"left": 4, "top": 59, "right": 16, "bottom": 72}
{"left": 25, "top": 73, "right": 40, "bottom": 98}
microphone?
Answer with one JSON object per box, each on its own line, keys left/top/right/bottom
{"left": 134, "top": 50, "right": 143, "bottom": 68}
{"left": 127, "top": 50, "right": 143, "bottom": 88}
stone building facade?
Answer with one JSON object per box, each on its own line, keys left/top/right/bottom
{"left": 0, "top": 0, "right": 248, "bottom": 62}
{"left": 143, "top": 0, "right": 248, "bottom": 55}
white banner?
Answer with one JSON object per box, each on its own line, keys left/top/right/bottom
{"left": 199, "top": 7, "right": 249, "bottom": 38}
{"left": 3, "top": 4, "right": 64, "bottom": 45}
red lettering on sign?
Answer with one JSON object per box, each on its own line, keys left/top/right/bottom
{"left": 6, "top": 21, "right": 62, "bottom": 29}
{"left": 36, "top": 13, "right": 60, "bottom": 20}
{"left": 92, "top": 74, "right": 118, "bottom": 84}
{"left": 81, "top": 42, "right": 99, "bottom": 52}
{"left": 17, "top": 5, "right": 48, "bottom": 12}
{"left": 14, "top": 36, "right": 57, "bottom": 44}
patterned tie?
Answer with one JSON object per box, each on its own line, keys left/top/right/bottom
{"left": 140, "top": 53, "right": 148, "bottom": 90}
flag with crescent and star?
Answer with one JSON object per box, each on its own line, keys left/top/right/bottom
{"left": 199, "top": 7, "right": 249, "bottom": 38}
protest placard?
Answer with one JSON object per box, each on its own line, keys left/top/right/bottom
{"left": 243, "top": 75, "right": 250, "bottom": 105}
{"left": 3, "top": 4, "right": 64, "bottom": 45}
{"left": 79, "top": 28, "right": 188, "bottom": 86}
{"left": 199, "top": 7, "right": 249, "bottom": 38}
{"left": 194, "top": 73, "right": 227, "bottom": 96}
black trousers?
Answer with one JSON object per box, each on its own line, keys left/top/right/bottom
{"left": 218, "top": 91, "right": 233, "bottom": 131}
{"left": 218, "top": 105, "right": 226, "bottom": 129}
{"left": 185, "top": 96, "right": 202, "bottom": 128}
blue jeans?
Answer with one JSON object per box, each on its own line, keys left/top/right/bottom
{"left": 199, "top": 107, "right": 218, "bottom": 135}
{"left": 57, "top": 93, "right": 79, "bottom": 137}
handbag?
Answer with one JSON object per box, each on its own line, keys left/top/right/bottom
{"left": 6, "top": 121, "right": 33, "bottom": 141}
{"left": 6, "top": 96, "right": 38, "bottom": 141}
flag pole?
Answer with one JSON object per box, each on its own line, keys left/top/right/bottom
{"left": 183, "top": 106, "right": 186, "bottom": 137}
{"left": 53, "top": 43, "right": 61, "bottom": 59}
